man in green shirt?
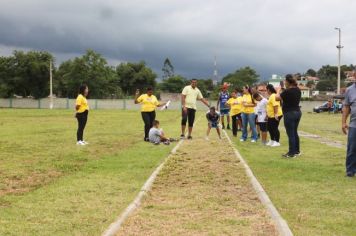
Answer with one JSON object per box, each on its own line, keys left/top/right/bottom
{"left": 181, "top": 79, "right": 210, "bottom": 139}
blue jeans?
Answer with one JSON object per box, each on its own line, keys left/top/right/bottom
{"left": 284, "top": 110, "right": 302, "bottom": 155}
{"left": 346, "top": 127, "right": 356, "bottom": 174}
{"left": 241, "top": 113, "right": 257, "bottom": 140}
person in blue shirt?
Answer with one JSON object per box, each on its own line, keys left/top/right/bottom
{"left": 206, "top": 106, "right": 221, "bottom": 140}
{"left": 217, "top": 84, "right": 231, "bottom": 130}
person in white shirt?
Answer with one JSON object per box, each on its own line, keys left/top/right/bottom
{"left": 253, "top": 93, "right": 268, "bottom": 145}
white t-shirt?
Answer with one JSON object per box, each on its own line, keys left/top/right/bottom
{"left": 256, "top": 98, "right": 268, "bottom": 123}
{"left": 149, "top": 127, "right": 162, "bottom": 143}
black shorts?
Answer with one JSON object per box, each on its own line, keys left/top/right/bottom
{"left": 257, "top": 122, "right": 267, "bottom": 132}
{"left": 181, "top": 108, "right": 196, "bottom": 127}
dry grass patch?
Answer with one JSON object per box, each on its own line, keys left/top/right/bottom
{"left": 118, "top": 121, "right": 277, "bottom": 235}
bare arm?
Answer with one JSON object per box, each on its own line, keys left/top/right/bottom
{"left": 342, "top": 105, "right": 350, "bottom": 134}
{"left": 134, "top": 89, "right": 140, "bottom": 104}
{"left": 200, "top": 98, "right": 210, "bottom": 108}
{"left": 157, "top": 102, "right": 167, "bottom": 107}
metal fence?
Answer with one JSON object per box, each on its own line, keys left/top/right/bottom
{"left": 0, "top": 98, "right": 323, "bottom": 112}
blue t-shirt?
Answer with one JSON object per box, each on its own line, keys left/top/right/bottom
{"left": 219, "top": 91, "right": 230, "bottom": 110}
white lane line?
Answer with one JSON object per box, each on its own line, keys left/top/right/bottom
{"left": 223, "top": 130, "right": 294, "bottom": 236}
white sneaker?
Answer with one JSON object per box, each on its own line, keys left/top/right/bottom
{"left": 251, "top": 139, "right": 256, "bottom": 143}
{"left": 240, "top": 138, "right": 245, "bottom": 142}
{"left": 82, "top": 140, "right": 89, "bottom": 145}
{"left": 76, "top": 141, "right": 85, "bottom": 146}
{"left": 266, "top": 140, "right": 273, "bottom": 146}
{"left": 205, "top": 136, "right": 209, "bottom": 141}
{"left": 271, "top": 141, "right": 281, "bottom": 147}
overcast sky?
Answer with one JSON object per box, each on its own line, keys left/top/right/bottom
{"left": 0, "top": 0, "right": 355, "bottom": 80}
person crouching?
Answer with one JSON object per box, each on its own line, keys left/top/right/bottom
{"left": 206, "top": 106, "right": 222, "bottom": 140}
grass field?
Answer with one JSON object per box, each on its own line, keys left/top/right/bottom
{"left": 0, "top": 109, "right": 355, "bottom": 235}
{"left": 227, "top": 112, "right": 355, "bottom": 235}
{"left": 0, "top": 109, "right": 181, "bottom": 235}
{"left": 298, "top": 112, "right": 346, "bottom": 145}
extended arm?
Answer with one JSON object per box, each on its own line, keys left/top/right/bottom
{"left": 200, "top": 98, "right": 210, "bottom": 108}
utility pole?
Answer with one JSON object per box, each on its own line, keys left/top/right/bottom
{"left": 335, "top": 27, "right": 343, "bottom": 94}
{"left": 213, "top": 55, "right": 218, "bottom": 86}
{"left": 49, "top": 60, "right": 53, "bottom": 109}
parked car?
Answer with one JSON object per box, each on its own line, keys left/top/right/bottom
{"left": 313, "top": 100, "right": 342, "bottom": 113}
{"left": 313, "top": 102, "right": 330, "bottom": 113}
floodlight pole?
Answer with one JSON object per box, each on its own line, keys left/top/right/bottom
{"left": 335, "top": 27, "right": 343, "bottom": 94}
{"left": 49, "top": 60, "right": 53, "bottom": 109}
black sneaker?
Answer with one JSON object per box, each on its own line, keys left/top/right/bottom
{"left": 163, "top": 141, "right": 170, "bottom": 145}
{"left": 346, "top": 172, "right": 355, "bottom": 177}
{"left": 282, "top": 153, "right": 297, "bottom": 158}
{"left": 169, "top": 138, "right": 177, "bottom": 142}
{"left": 296, "top": 151, "right": 301, "bottom": 156}
{"left": 227, "top": 124, "right": 231, "bottom": 130}
{"left": 187, "top": 136, "right": 192, "bottom": 140}
{"left": 144, "top": 137, "right": 149, "bottom": 142}
{"left": 180, "top": 134, "right": 185, "bottom": 139}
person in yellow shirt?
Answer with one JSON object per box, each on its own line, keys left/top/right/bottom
{"left": 266, "top": 84, "right": 283, "bottom": 147}
{"left": 181, "top": 79, "right": 210, "bottom": 139}
{"left": 135, "top": 87, "right": 167, "bottom": 142}
{"left": 75, "top": 84, "right": 89, "bottom": 146}
{"left": 241, "top": 86, "right": 257, "bottom": 142}
{"left": 226, "top": 90, "right": 243, "bottom": 137}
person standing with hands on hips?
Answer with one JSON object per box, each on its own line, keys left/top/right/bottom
{"left": 135, "top": 87, "right": 167, "bottom": 142}
{"left": 342, "top": 71, "right": 356, "bottom": 177}
{"left": 181, "top": 79, "right": 210, "bottom": 139}
{"left": 75, "top": 84, "right": 89, "bottom": 146}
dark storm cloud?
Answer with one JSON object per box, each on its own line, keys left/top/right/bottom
{"left": 0, "top": 0, "right": 356, "bottom": 79}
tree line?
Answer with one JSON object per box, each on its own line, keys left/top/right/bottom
{"left": 0, "top": 49, "right": 352, "bottom": 99}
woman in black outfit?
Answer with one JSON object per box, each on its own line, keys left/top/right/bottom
{"left": 276, "top": 74, "right": 302, "bottom": 158}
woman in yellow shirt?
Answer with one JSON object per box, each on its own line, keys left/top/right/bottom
{"left": 226, "top": 90, "right": 243, "bottom": 137}
{"left": 75, "top": 84, "right": 89, "bottom": 146}
{"left": 266, "top": 84, "right": 283, "bottom": 147}
{"left": 135, "top": 87, "right": 167, "bottom": 142}
{"left": 241, "top": 86, "right": 257, "bottom": 142}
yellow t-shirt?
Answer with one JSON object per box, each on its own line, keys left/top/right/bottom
{"left": 241, "top": 94, "right": 255, "bottom": 114}
{"left": 182, "top": 85, "right": 203, "bottom": 110}
{"left": 226, "top": 97, "right": 242, "bottom": 116}
{"left": 267, "top": 93, "right": 283, "bottom": 118}
{"left": 76, "top": 94, "right": 89, "bottom": 113}
{"left": 137, "top": 94, "right": 159, "bottom": 112}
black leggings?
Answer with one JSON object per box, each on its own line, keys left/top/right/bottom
{"left": 76, "top": 110, "right": 88, "bottom": 141}
{"left": 181, "top": 108, "right": 196, "bottom": 127}
{"left": 267, "top": 116, "right": 283, "bottom": 142}
{"left": 141, "top": 111, "right": 156, "bottom": 139}
{"left": 231, "top": 113, "right": 241, "bottom": 136}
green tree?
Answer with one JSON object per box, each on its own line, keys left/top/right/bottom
{"left": 305, "top": 68, "right": 317, "bottom": 77}
{"left": 222, "top": 66, "right": 259, "bottom": 89}
{"left": 162, "top": 58, "right": 174, "bottom": 80}
{"left": 55, "top": 49, "right": 118, "bottom": 98}
{"left": 159, "top": 75, "right": 187, "bottom": 93}
{"left": 116, "top": 61, "right": 157, "bottom": 95}
{"left": 316, "top": 79, "right": 336, "bottom": 91}
{"left": 0, "top": 51, "right": 54, "bottom": 98}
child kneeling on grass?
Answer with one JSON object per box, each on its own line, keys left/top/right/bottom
{"left": 206, "top": 106, "right": 222, "bottom": 140}
{"left": 149, "top": 120, "right": 175, "bottom": 145}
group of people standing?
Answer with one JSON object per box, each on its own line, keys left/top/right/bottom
{"left": 218, "top": 75, "right": 302, "bottom": 157}
{"left": 73, "top": 72, "right": 355, "bottom": 176}
{"left": 133, "top": 75, "right": 302, "bottom": 158}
